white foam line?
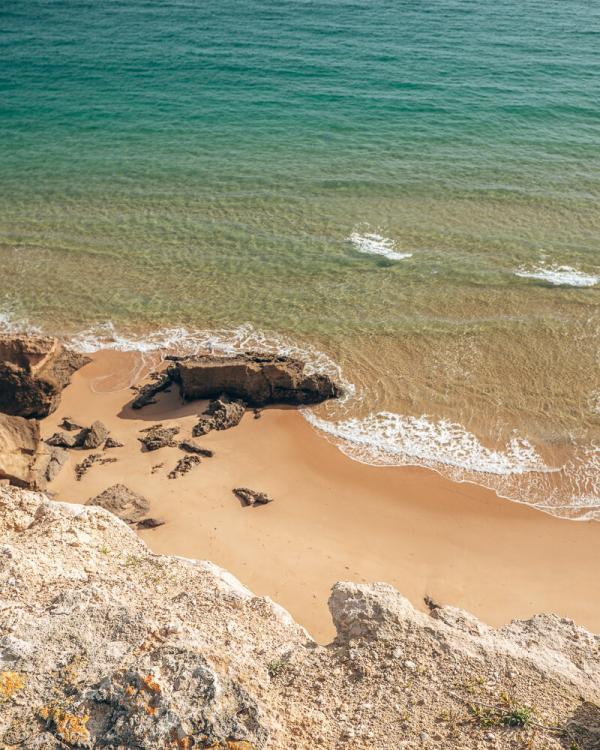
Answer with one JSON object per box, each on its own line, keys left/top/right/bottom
{"left": 349, "top": 231, "right": 412, "bottom": 261}
{"left": 515, "top": 264, "right": 598, "bottom": 287}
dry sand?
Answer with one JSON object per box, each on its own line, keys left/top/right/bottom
{"left": 43, "top": 350, "right": 600, "bottom": 643}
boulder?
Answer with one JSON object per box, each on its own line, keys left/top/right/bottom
{"left": 131, "top": 368, "right": 176, "bottom": 409}
{"left": 0, "top": 414, "right": 67, "bottom": 489}
{"left": 168, "top": 455, "right": 201, "bottom": 479}
{"left": 138, "top": 425, "right": 180, "bottom": 451}
{"left": 104, "top": 437, "right": 124, "bottom": 449}
{"left": 176, "top": 352, "right": 342, "bottom": 407}
{"left": 87, "top": 484, "right": 150, "bottom": 524}
{"left": 233, "top": 487, "right": 273, "bottom": 507}
{"left": 46, "top": 431, "right": 81, "bottom": 449}
{"left": 80, "top": 420, "right": 109, "bottom": 449}
{"left": 192, "top": 396, "right": 245, "bottom": 437}
{"left": 0, "top": 335, "right": 89, "bottom": 418}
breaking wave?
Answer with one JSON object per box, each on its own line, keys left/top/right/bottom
{"left": 515, "top": 264, "right": 598, "bottom": 287}
{"left": 349, "top": 231, "right": 412, "bottom": 261}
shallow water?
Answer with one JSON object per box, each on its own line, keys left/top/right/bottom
{"left": 1, "top": 0, "right": 599, "bottom": 517}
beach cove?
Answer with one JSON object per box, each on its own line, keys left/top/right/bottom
{"left": 43, "top": 350, "right": 600, "bottom": 643}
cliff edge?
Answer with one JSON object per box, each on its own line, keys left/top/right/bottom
{"left": 0, "top": 486, "right": 598, "bottom": 749}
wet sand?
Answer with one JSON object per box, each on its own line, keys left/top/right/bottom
{"left": 43, "top": 350, "right": 600, "bottom": 643}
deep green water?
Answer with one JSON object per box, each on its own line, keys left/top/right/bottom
{"left": 1, "top": 0, "right": 599, "bottom": 516}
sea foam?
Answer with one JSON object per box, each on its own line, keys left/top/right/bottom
{"left": 515, "top": 264, "right": 598, "bottom": 287}
{"left": 349, "top": 231, "right": 412, "bottom": 261}
{"left": 303, "top": 410, "right": 551, "bottom": 476}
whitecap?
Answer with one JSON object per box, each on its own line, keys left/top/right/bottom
{"left": 303, "top": 410, "right": 552, "bottom": 476}
{"left": 349, "top": 231, "right": 412, "bottom": 261}
{"left": 515, "top": 264, "right": 598, "bottom": 287}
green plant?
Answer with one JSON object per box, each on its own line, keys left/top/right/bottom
{"left": 266, "top": 659, "right": 288, "bottom": 678}
{"left": 501, "top": 705, "right": 533, "bottom": 727}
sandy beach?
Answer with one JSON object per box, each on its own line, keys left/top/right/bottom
{"left": 43, "top": 350, "right": 600, "bottom": 643}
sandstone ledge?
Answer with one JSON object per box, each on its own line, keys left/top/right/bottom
{"left": 0, "top": 486, "right": 598, "bottom": 749}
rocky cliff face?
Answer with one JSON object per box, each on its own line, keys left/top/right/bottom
{"left": 0, "top": 486, "right": 598, "bottom": 750}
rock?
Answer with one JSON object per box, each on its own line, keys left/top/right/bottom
{"left": 80, "top": 420, "right": 109, "bottom": 449}
{"left": 0, "top": 335, "right": 89, "bottom": 418}
{"left": 87, "top": 484, "right": 150, "bottom": 523}
{"left": 104, "top": 436, "right": 124, "bottom": 449}
{"left": 60, "top": 417, "right": 83, "bottom": 431}
{"left": 43, "top": 446, "right": 68, "bottom": 483}
{"left": 1, "top": 485, "right": 600, "bottom": 750}
{"left": 75, "top": 454, "right": 117, "bottom": 481}
{"left": 131, "top": 369, "right": 176, "bottom": 409}
{"left": 178, "top": 439, "right": 214, "bottom": 457}
{"left": 136, "top": 517, "right": 166, "bottom": 529}
{"left": 46, "top": 431, "right": 80, "bottom": 449}
{"left": 192, "top": 396, "right": 246, "bottom": 437}
{"left": 177, "top": 352, "right": 342, "bottom": 407}
{"left": 168, "top": 455, "right": 201, "bottom": 479}
{"left": 138, "top": 424, "right": 180, "bottom": 451}
{"left": 233, "top": 487, "right": 273, "bottom": 507}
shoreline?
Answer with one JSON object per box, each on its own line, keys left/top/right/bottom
{"left": 43, "top": 349, "right": 600, "bottom": 643}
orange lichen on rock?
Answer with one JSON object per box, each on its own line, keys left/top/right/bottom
{"left": 39, "top": 705, "right": 91, "bottom": 745}
{"left": 226, "top": 741, "right": 256, "bottom": 750}
{"left": 142, "top": 673, "right": 161, "bottom": 694}
{"left": 0, "top": 671, "right": 24, "bottom": 699}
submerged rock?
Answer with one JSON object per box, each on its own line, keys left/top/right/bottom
{"left": 193, "top": 396, "right": 246, "bottom": 437}
{"left": 177, "top": 352, "right": 342, "bottom": 407}
{"left": 233, "top": 487, "right": 273, "bottom": 507}
{"left": 87, "top": 483, "right": 150, "bottom": 523}
{"left": 0, "top": 335, "right": 89, "bottom": 418}
{"left": 138, "top": 424, "right": 180, "bottom": 451}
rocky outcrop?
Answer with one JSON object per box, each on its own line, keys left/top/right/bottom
{"left": 193, "top": 396, "right": 246, "bottom": 436}
{"left": 177, "top": 352, "right": 342, "bottom": 407}
{"left": 1, "top": 486, "right": 599, "bottom": 750}
{"left": 87, "top": 483, "right": 150, "bottom": 523}
{"left": 131, "top": 369, "right": 176, "bottom": 409}
{"left": 0, "top": 335, "right": 89, "bottom": 418}
{"left": 233, "top": 487, "right": 274, "bottom": 507}
{"left": 0, "top": 414, "right": 66, "bottom": 489}
{"left": 138, "top": 424, "right": 180, "bottom": 451}
{"left": 179, "top": 438, "right": 214, "bottom": 457}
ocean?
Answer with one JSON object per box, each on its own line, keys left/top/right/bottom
{"left": 1, "top": 0, "right": 599, "bottom": 517}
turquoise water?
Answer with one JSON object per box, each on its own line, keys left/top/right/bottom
{"left": 1, "top": 1, "right": 599, "bottom": 516}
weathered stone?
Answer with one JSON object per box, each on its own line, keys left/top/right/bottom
{"left": 131, "top": 369, "right": 176, "bottom": 409}
{"left": 179, "top": 439, "right": 214, "bottom": 457}
{"left": 43, "top": 446, "right": 68, "bottom": 483}
{"left": 75, "top": 454, "right": 116, "bottom": 481}
{"left": 46, "top": 431, "right": 80, "bottom": 449}
{"left": 233, "top": 487, "right": 273, "bottom": 507}
{"left": 0, "top": 335, "right": 89, "bottom": 418}
{"left": 193, "top": 396, "right": 245, "bottom": 437}
{"left": 137, "top": 517, "right": 166, "bottom": 529}
{"left": 168, "top": 455, "right": 201, "bottom": 479}
{"left": 60, "top": 417, "right": 83, "bottom": 432}
{"left": 87, "top": 484, "right": 150, "bottom": 523}
{"left": 177, "top": 352, "right": 342, "bottom": 407}
{"left": 0, "top": 415, "right": 67, "bottom": 489}
{"left": 104, "top": 436, "right": 124, "bottom": 449}
{"left": 138, "top": 424, "right": 180, "bottom": 451}
{"left": 80, "top": 420, "right": 109, "bottom": 449}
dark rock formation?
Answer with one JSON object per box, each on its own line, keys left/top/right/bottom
{"left": 104, "top": 436, "right": 124, "bottom": 449}
{"left": 60, "top": 416, "right": 83, "bottom": 431}
{"left": 179, "top": 439, "right": 214, "bottom": 457}
{"left": 168, "top": 455, "right": 201, "bottom": 479}
{"left": 87, "top": 484, "right": 150, "bottom": 523}
{"left": 75, "top": 454, "right": 116, "bottom": 481}
{"left": 46, "top": 430, "right": 81, "bottom": 449}
{"left": 233, "top": 487, "right": 273, "bottom": 507}
{"left": 193, "top": 396, "right": 246, "bottom": 437}
{"left": 136, "top": 517, "right": 166, "bottom": 529}
{"left": 138, "top": 424, "right": 180, "bottom": 451}
{"left": 0, "top": 335, "right": 89, "bottom": 418}
{"left": 80, "top": 420, "right": 109, "bottom": 449}
{"left": 176, "top": 352, "right": 342, "bottom": 407}
{"left": 131, "top": 369, "right": 176, "bottom": 409}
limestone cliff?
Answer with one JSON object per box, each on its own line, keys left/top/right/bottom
{"left": 0, "top": 486, "right": 598, "bottom": 749}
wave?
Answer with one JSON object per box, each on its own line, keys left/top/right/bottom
{"left": 349, "top": 231, "right": 412, "bottom": 261}
{"left": 514, "top": 264, "right": 598, "bottom": 287}
{"left": 303, "top": 410, "right": 552, "bottom": 476}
